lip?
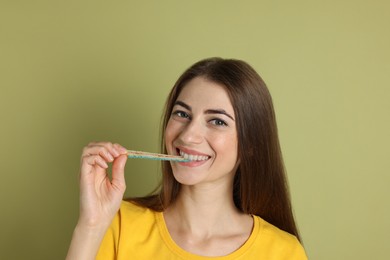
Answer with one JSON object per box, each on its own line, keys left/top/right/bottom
{"left": 175, "top": 146, "right": 212, "bottom": 167}
{"left": 176, "top": 146, "right": 210, "bottom": 157}
{"left": 178, "top": 159, "right": 209, "bottom": 167}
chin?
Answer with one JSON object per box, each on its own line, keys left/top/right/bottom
{"left": 172, "top": 172, "right": 204, "bottom": 186}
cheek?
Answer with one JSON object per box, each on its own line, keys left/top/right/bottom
{"left": 165, "top": 120, "right": 178, "bottom": 147}
{"left": 211, "top": 133, "right": 238, "bottom": 158}
{"left": 164, "top": 123, "right": 172, "bottom": 146}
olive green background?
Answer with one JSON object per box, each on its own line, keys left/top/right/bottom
{"left": 1, "top": 1, "right": 389, "bottom": 259}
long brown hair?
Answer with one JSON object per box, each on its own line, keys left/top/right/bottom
{"left": 130, "top": 57, "right": 301, "bottom": 240}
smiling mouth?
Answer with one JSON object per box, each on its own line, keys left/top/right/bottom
{"left": 177, "top": 149, "right": 210, "bottom": 162}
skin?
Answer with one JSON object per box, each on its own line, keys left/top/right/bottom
{"left": 165, "top": 77, "right": 239, "bottom": 187}
{"left": 66, "top": 77, "right": 253, "bottom": 258}
{"left": 163, "top": 77, "right": 253, "bottom": 256}
{"left": 66, "top": 142, "right": 128, "bottom": 260}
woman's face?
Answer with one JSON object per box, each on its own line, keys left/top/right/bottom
{"left": 165, "top": 77, "right": 239, "bottom": 187}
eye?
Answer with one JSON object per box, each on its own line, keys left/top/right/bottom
{"left": 210, "top": 118, "right": 228, "bottom": 127}
{"left": 172, "top": 110, "right": 190, "bottom": 119}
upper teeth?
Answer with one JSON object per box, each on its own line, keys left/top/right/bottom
{"left": 180, "top": 150, "right": 209, "bottom": 161}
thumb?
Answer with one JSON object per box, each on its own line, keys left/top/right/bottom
{"left": 111, "top": 154, "right": 127, "bottom": 190}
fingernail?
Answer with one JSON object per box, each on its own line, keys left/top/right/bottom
{"left": 119, "top": 146, "right": 127, "bottom": 154}
{"left": 112, "top": 149, "right": 120, "bottom": 157}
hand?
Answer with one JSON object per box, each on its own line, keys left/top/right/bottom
{"left": 78, "top": 142, "right": 128, "bottom": 228}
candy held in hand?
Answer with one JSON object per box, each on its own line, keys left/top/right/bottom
{"left": 127, "top": 150, "right": 190, "bottom": 162}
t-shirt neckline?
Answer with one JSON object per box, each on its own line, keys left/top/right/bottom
{"left": 155, "top": 211, "right": 260, "bottom": 259}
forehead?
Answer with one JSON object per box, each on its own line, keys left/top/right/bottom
{"left": 176, "top": 77, "right": 233, "bottom": 111}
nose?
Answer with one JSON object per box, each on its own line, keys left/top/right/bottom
{"left": 178, "top": 119, "right": 204, "bottom": 144}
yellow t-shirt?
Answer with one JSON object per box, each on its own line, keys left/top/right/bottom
{"left": 96, "top": 201, "right": 307, "bottom": 260}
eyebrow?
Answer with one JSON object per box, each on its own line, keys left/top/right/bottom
{"left": 174, "top": 100, "right": 235, "bottom": 121}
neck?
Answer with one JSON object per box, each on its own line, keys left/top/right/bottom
{"left": 164, "top": 183, "right": 243, "bottom": 236}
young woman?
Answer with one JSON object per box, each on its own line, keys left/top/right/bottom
{"left": 67, "top": 58, "right": 307, "bottom": 259}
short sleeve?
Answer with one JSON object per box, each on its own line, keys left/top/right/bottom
{"left": 289, "top": 237, "right": 308, "bottom": 260}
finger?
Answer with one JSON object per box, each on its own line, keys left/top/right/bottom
{"left": 82, "top": 142, "right": 120, "bottom": 161}
{"left": 111, "top": 154, "right": 127, "bottom": 191}
{"left": 83, "top": 142, "right": 117, "bottom": 155}
{"left": 83, "top": 154, "right": 109, "bottom": 169}
{"left": 113, "top": 143, "right": 128, "bottom": 155}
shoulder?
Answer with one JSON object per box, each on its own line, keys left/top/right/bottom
{"left": 255, "top": 215, "right": 298, "bottom": 243}
{"left": 118, "top": 200, "right": 157, "bottom": 224}
{"left": 120, "top": 200, "right": 152, "bottom": 215}
{"left": 101, "top": 201, "right": 157, "bottom": 236}
{"left": 96, "top": 201, "right": 159, "bottom": 259}
{"left": 251, "top": 216, "right": 307, "bottom": 259}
